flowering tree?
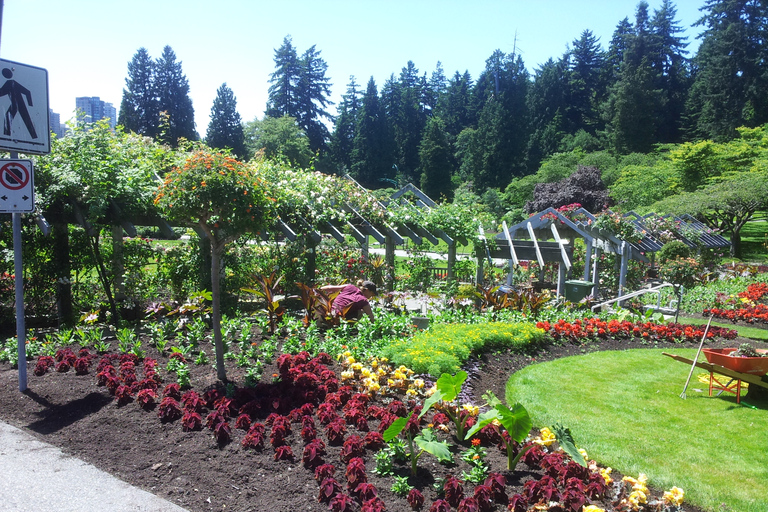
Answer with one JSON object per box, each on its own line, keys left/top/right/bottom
{"left": 155, "top": 148, "right": 275, "bottom": 380}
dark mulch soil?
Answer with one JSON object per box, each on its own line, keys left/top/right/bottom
{"left": 0, "top": 316, "right": 766, "bottom": 512}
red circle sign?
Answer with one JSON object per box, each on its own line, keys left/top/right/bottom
{"left": 0, "top": 162, "right": 29, "bottom": 190}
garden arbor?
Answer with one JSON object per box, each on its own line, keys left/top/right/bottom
{"left": 492, "top": 207, "right": 730, "bottom": 302}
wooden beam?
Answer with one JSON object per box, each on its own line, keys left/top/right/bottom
{"left": 325, "top": 221, "right": 345, "bottom": 243}
{"left": 526, "top": 222, "right": 545, "bottom": 268}
{"left": 502, "top": 221, "right": 519, "bottom": 266}
{"left": 550, "top": 223, "right": 571, "bottom": 270}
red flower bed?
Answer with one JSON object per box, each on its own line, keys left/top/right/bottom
{"left": 536, "top": 318, "right": 738, "bottom": 343}
{"left": 704, "top": 303, "right": 768, "bottom": 324}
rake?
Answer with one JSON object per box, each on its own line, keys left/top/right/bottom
{"left": 680, "top": 315, "right": 713, "bottom": 399}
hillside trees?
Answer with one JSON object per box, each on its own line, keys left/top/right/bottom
{"left": 243, "top": 116, "right": 312, "bottom": 168}
{"left": 686, "top": 0, "right": 768, "bottom": 140}
{"left": 351, "top": 78, "right": 394, "bottom": 188}
{"left": 206, "top": 83, "right": 246, "bottom": 159}
{"left": 266, "top": 36, "right": 334, "bottom": 154}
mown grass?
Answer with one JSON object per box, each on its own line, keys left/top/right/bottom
{"left": 505, "top": 348, "right": 768, "bottom": 512}
{"left": 735, "top": 216, "right": 768, "bottom": 262}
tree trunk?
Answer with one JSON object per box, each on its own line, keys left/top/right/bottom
{"left": 210, "top": 237, "right": 227, "bottom": 381}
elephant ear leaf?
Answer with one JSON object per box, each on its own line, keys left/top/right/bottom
{"left": 495, "top": 403, "right": 532, "bottom": 444}
{"left": 463, "top": 407, "right": 501, "bottom": 441}
{"left": 552, "top": 423, "right": 587, "bottom": 467}
{"left": 383, "top": 416, "right": 408, "bottom": 443}
{"left": 414, "top": 428, "right": 452, "bottom": 463}
{"left": 435, "top": 371, "right": 467, "bottom": 402}
{"left": 419, "top": 389, "right": 444, "bottom": 419}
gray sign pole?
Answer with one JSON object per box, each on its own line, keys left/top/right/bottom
{"left": 11, "top": 150, "right": 26, "bottom": 391}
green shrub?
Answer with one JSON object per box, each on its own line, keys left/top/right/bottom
{"left": 659, "top": 257, "right": 703, "bottom": 289}
{"left": 382, "top": 321, "right": 547, "bottom": 376}
{"left": 656, "top": 240, "right": 691, "bottom": 263}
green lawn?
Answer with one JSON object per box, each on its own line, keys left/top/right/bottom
{"left": 505, "top": 348, "right": 768, "bottom": 512}
{"left": 736, "top": 216, "right": 768, "bottom": 262}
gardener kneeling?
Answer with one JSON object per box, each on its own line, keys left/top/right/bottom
{"left": 321, "top": 280, "right": 377, "bottom": 322}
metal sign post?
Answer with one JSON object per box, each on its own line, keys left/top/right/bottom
{"left": 2, "top": 154, "right": 30, "bottom": 391}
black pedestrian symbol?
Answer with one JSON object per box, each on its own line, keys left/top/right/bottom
{"left": 0, "top": 68, "right": 38, "bottom": 139}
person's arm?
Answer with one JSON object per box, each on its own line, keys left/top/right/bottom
{"left": 320, "top": 285, "right": 345, "bottom": 295}
{"left": 362, "top": 303, "right": 374, "bottom": 322}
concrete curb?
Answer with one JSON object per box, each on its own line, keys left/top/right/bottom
{"left": 0, "top": 420, "right": 189, "bottom": 512}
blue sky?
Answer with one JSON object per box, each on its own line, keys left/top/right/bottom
{"left": 1, "top": 0, "right": 704, "bottom": 134}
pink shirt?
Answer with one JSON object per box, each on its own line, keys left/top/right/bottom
{"left": 331, "top": 284, "right": 369, "bottom": 319}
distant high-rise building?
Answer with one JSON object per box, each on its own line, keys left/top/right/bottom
{"left": 48, "top": 109, "right": 65, "bottom": 139}
{"left": 75, "top": 96, "right": 116, "bottom": 129}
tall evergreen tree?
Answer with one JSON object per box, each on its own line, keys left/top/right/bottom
{"left": 686, "top": 0, "right": 768, "bottom": 140}
{"left": 330, "top": 76, "right": 361, "bottom": 173}
{"left": 296, "top": 45, "right": 334, "bottom": 153}
{"left": 266, "top": 36, "right": 334, "bottom": 155}
{"left": 266, "top": 36, "right": 301, "bottom": 119}
{"left": 386, "top": 61, "right": 427, "bottom": 184}
{"left": 650, "top": 0, "right": 690, "bottom": 143}
{"left": 424, "top": 62, "right": 447, "bottom": 115}
{"left": 118, "top": 47, "right": 159, "bottom": 137}
{"left": 206, "top": 83, "right": 246, "bottom": 159}
{"left": 526, "top": 56, "right": 569, "bottom": 168}
{"left": 155, "top": 45, "right": 197, "bottom": 146}
{"left": 351, "top": 78, "right": 394, "bottom": 187}
{"left": 441, "top": 71, "right": 475, "bottom": 140}
{"left": 419, "top": 116, "right": 454, "bottom": 200}
{"left": 566, "top": 30, "right": 605, "bottom": 135}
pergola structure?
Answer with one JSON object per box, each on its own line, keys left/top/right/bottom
{"left": 482, "top": 207, "right": 731, "bottom": 301}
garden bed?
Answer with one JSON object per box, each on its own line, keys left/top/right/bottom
{"left": 0, "top": 331, "right": 761, "bottom": 512}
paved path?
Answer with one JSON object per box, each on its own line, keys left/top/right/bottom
{"left": 0, "top": 420, "right": 189, "bottom": 512}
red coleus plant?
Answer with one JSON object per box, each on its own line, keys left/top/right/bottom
{"left": 314, "top": 463, "right": 336, "bottom": 482}
{"left": 507, "top": 493, "right": 528, "bottom": 512}
{"left": 363, "top": 431, "right": 385, "bottom": 450}
{"left": 340, "top": 434, "right": 365, "bottom": 462}
{"left": 329, "top": 492, "right": 355, "bottom": 512}
{"left": 523, "top": 474, "right": 560, "bottom": 503}
{"left": 457, "top": 497, "right": 480, "bottom": 512}
{"left": 326, "top": 418, "right": 347, "bottom": 445}
{"left": 472, "top": 484, "right": 493, "bottom": 512}
{"left": 407, "top": 488, "right": 425, "bottom": 510}
{"left": 241, "top": 430, "right": 264, "bottom": 450}
{"left": 234, "top": 413, "right": 252, "bottom": 430}
{"left": 213, "top": 420, "right": 231, "bottom": 445}
{"left": 55, "top": 348, "right": 77, "bottom": 365}
{"left": 318, "top": 477, "right": 342, "bottom": 504}
{"left": 303, "top": 438, "right": 326, "bottom": 469}
{"left": 114, "top": 384, "right": 133, "bottom": 406}
{"left": 443, "top": 476, "right": 464, "bottom": 508}
{"left": 206, "top": 410, "right": 226, "bottom": 430}
{"left": 273, "top": 445, "right": 294, "bottom": 461}
{"left": 429, "top": 499, "right": 451, "bottom": 512}
{"left": 55, "top": 360, "right": 70, "bottom": 373}
{"left": 345, "top": 457, "right": 367, "bottom": 490}
{"left": 181, "top": 390, "right": 204, "bottom": 413}
{"left": 484, "top": 473, "right": 508, "bottom": 504}
{"left": 33, "top": 356, "right": 55, "bottom": 376}
{"left": 74, "top": 357, "right": 90, "bottom": 375}
{"left": 213, "top": 396, "right": 235, "bottom": 418}
{"left": 360, "top": 497, "right": 386, "bottom": 512}
{"left": 163, "top": 383, "right": 182, "bottom": 400}
{"left": 353, "top": 482, "right": 378, "bottom": 501}
{"left": 157, "top": 397, "right": 183, "bottom": 422}
{"left": 136, "top": 389, "right": 157, "bottom": 410}
{"left": 181, "top": 411, "right": 202, "bottom": 432}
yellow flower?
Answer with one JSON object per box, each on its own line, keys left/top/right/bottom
{"left": 599, "top": 467, "right": 613, "bottom": 485}
{"left": 578, "top": 448, "right": 589, "bottom": 461}
{"left": 406, "top": 388, "right": 417, "bottom": 397}
{"left": 360, "top": 368, "right": 371, "bottom": 378}
{"left": 462, "top": 404, "right": 479, "bottom": 416}
{"left": 583, "top": 507, "right": 606, "bottom": 512}
{"left": 340, "top": 370, "right": 354, "bottom": 381}
{"left": 628, "top": 490, "right": 647, "bottom": 508}
{"left": 533, "top": 427, "right": 557, "bottom": 446}
{"left": 345, "top": 356, "right": 355, "bottom": 365}
{"left": 370, "top": 359, "right": 378, "bottom": 369}
{"left": 351, "top": 362, "right": 363, "bottom": 372}
{"left": 425, "top": 385, "right": 437, "bottom": 397}
{"left": 663, "top": 487, "right": 684, "bottom": 506}
{"left": 413, "top": 378, "right": 425, "bottom": 389}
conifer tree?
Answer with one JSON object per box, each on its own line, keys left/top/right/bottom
{"left": 155, "top": 46, "right": 197, "bottom": 146}
{"left": 419, "top": 116, "right": 453, "bottom": 200}
{"left": 206, "top": 83, "right": 246, "bottom": 159}
{"left": 351, "top": 78, "right": 393, "bottom": 187}
{"left": 118, "top": 48, "right": 159, "bottom": 137}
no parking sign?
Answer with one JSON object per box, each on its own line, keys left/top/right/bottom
{"left": 0, "top": 159, "right": 34, "bottom": 212}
